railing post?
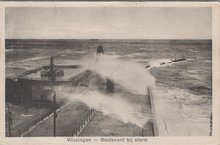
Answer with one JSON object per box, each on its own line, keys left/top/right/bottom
{"left": 210, "top": 113, "right": 212, "bottom": 136}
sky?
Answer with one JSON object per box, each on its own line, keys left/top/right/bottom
{"left": 5, "top": 7, "right": 212, "bottom": 39}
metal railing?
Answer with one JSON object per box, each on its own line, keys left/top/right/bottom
{"left": 72, "top": 108, "right": 96, "bottom": 136}
{"left": 11, "top": 103, "right": 65, "bottom": 137}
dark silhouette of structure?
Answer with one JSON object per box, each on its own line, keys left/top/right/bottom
{"left": 6, "top": 56, "right": 94, "bottom": 104}
{"left": 106, "top": 77, "right": 114, "bottom": 93}
{"left": 40, "top": 56, "right": 64, "bottom": 81}
{"left": 49, "top": 56, "right": 55, "bottom": 80}
{"left": 96, "top": 44, "right": 104, "bottom": 55}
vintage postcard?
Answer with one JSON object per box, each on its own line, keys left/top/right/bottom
{"left": 0, "top": 2, "right": 219, "bottom": 145}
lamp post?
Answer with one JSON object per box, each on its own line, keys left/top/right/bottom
{"left": 48, "top": 56, "right": 57, "bottom": 137}
{"left": 53, "top": 92, "right": 57, "bottom": 136}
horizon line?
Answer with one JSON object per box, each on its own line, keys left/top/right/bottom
{"left": 5, "top": 38, "right": 212, "bottom": 40}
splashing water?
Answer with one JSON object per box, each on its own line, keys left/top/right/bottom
{"left": 53, "top": 55, "right": 156, "bottom": 127}
{"left": 55, "top": 87, "right": 150, "bottom": 128}
{"left": 84, "top": 54, "right": 156, "bottom": 95}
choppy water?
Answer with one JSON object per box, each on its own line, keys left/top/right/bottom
{"left": 5, "top": 39, "right": 212, "bottom": 136}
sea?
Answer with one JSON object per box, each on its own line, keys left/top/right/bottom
{"left": 5, "top": 39, "right": 212, "bottom": 136}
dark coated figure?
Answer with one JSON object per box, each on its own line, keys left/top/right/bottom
{"left": 96, "top": 44, "right": 104, "bottom": 55}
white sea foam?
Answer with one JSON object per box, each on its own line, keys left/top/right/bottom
{"left": 85, "top": 54, "right": 156, "bottom": 94}
{"left": 54, "top": 54, "right": 156, "bottom": 127}
{"left": 55, "top": 88, "right": 150, "bottom": 127}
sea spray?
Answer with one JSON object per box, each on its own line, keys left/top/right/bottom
{"left": 55, "top": 86, "right": 150, "bottom": 128}
{"left": 84, "top": 54, "right": 156, "bottom": 95}
{"left": 54, "top": 54, "right": 156, "bottom": 127}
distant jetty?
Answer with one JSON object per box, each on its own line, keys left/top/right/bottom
{"left": 146, "top": 56, "right": 187, "bottom": 69}
{"left": 171, "top": 58, "right": 186, "bottom": 62}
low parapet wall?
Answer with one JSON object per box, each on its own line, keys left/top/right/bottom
{"left": 148, "top": 87, "right": 159, "bottom": 136}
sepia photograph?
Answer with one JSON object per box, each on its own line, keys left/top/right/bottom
{"left": 4, "top": 5, "right": 214, "bottom": 138}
